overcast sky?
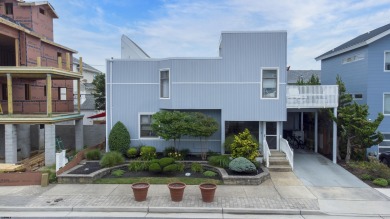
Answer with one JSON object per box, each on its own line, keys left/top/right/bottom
{"left": 49, "top": 0, "right": 390, "bottom": 73}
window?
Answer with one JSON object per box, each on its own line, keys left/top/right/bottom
{"left": 342, "top": 53, "right": 364, "bottom": 64}
{"left": 385, "top": 51, "right": 390, "bottom": 71}
{"left": 44, "top": 86, "right": 46, "bottom": 97}
{"left": 262, "top": 69, "right": 278, "bottom": 98}
{"left": 39, "top": 8, "right": 45, "bottom": 15}
{"left": 140, "top": 114, "right": 157, "bottom": 138}
{"left": 1, "top": 84, "right": 7, "bottom": 100}
{"left": 384, "top": 94, "right": 390, "bottom": 115}
{"left": 25, "top": 84, "right": 30, "bottom": 100}
{"left": 58, "top": 87, "right": 66, "bottom": 100}
{"left": 5, "top": 3, "right": 13, "bottom": 15}
{"left": 351, "top": 93, "right": 363, "bottom": 100}
{"left": 160, "top": 69, "right": 170, "bottom": 98}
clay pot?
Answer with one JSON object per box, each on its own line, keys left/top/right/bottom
{"left": 199, "top": 183, "right": 217, "bottom": 202}
{"left": 131, "top": 182, "right": 150, "bottom": 202}
{"left": 168, "top": 182, "right": 186, "bottom": 202}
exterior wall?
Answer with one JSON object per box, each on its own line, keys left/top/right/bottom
{"left": 320, "top": 46, "right": 368, "bottom": 105}
{"left": 0, "top": 124, "right": 4, "bottom": 159}
{"left": 367, "top": 36, "right": 390, "bottom": 133}
{"left": 54, "top": 124, "right": 105, "bottom": 149}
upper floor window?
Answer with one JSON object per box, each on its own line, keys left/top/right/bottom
{"left": 261, "top": 69, "right": 278, "bottom": 99}
{"left": 384, "top": 93, "right": 390, "bottom": 115}
{"left": 342, "top": 53, "right": 364, "bottom": 64}
{"left": 385, "top": 51, "right": 390, "bottom": 71}
{"left": 25, "top": 84, "right": 31, "bottom": 100}
{"left": 1, "top": 84, "right": 7, "bottom": 100}
{"left": 39, "top": 8, "right": 45, "bottom": 15}
{"left": 140, "top": 114, "right": 158, "bottom": 138}
{"left": 58, "top": 87, "right": 67, "bottom": 100}
{"left": 5, "top": 3, "right": 13, "bottom": 15}
{"left": 160, "top": 69, "right": 170, "bottom": 99}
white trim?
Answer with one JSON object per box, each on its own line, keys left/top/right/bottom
{"left": 138, "top": 112, "right": 159, "bottom": 139}
{"left": 108, "top": 83, "right": 159, "bottom": 85}
{"left": 260, "top": 67, "right": 279, "bottom": 100}
{"left": 384, "top": 51, "right": 390, "bottom": 72}
{"left": 159, "top": 68, "right": 170, "bottom": 99}
{"left": 173, "top": 82, "right": 259, "bottom": 85}
{"left": 367, "top": 29, "right": 390, "bottom": 44}
{"left": 384, "top": 93, "right": 390, "bottom": 116}
{"left": 315, "top": 42, "right": 367, "bottom": 61}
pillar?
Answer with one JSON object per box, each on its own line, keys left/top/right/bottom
{"left": 75, "top": 119, "right": 84, "bottom": 151}
{"left": 17, "top": 124, "right": 31, "bottom": 159}
{"left": 5, "top": 124, "right": 17, "bottom": 164}
{"left": 315, "top": 111, "right": 318, "bottom": 153}
{"left": 220, "top": 118, "right": 225, "bottom": 154}
{"left": 15, "top": 39, "right": 19, "bottom": 67}
{"left": 7, "top": 74, "right": 13, "bottom": 115}
{"left": 300, "top": 112, "right": 304, "bottom": 131}
{"left": 77, "top": 79, "right": 81, "bottom": 113}
{"left": 44, "top": 124, "right": 56, "bottom": 166}
{"left": 46, "top": 74, "right": 52, "bottom": 117}
{"left": 333, "top": 108, "right": 337, "bottom": 164}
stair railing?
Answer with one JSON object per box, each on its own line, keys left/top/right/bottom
{"left": 263, "top": 138, "right": 271, "bottom": 167}
{"left": 280, "top": 136, "right": 294, "bottom": 170}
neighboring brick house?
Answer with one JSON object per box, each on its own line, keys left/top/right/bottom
{"left": 0, "top": 0, "right": 84, "bottom": 165}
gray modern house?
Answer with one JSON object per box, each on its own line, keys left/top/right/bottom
{"left": 107, "top": 31, "right": 339, "bottom": 168}
{"left": 316, "top": 23, "right": 390, "bottom": 153}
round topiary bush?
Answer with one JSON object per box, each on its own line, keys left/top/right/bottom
{"left": 373, "top": 178, "right": 388, "bottom": 187}
{"left": 100, "top": 151, "right": 125, "bottom": 168}
{"left": 163, "top": 164, "right": 178, "bottom": 172}
{"left": 108, "top": 121, "right": 130, "bottom": 154}
{"left": 140, "top": 146, "right": 157, "bottom": 160}
{"left": 229, "top": 157, "right": 257, "bottom": 173}
{"left": 158, "top": 157, "right": 175, "bottom": 168}
{"left": 148, "top": 162, "right": 162, "bottom": 173}
{"left": 126, "top": 148, "right": 138, "bottom": 158}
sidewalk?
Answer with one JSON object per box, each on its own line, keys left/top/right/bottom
{"left": 0, "top": 172, "right": 389, "bottom": 218}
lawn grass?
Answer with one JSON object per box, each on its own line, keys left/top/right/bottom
{"left": 94, "top": 177, "right": 222, "bottom": 185}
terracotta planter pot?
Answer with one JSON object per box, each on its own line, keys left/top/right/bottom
{"left": 168, "top": 182, "right": 186, "bottom": 202}
{"left": 131, "top": 182, "right": 150, "bottom": 202}
{"left": 199, "top": 183, "right": 217, "bottom": 202}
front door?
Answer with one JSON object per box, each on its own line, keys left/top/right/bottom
{"left": 264, "top": 122, "right": 278, "bottom": 150}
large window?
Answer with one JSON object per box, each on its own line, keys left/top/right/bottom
{"left": 140, "top": 114, "right": 158, "bottom": 138}
{"left": 58, "top": 87, "right": 67, "bottom": 100}
{"left": 385, "top": 51, "right": 390, "bottom": 71}
{"left": 384, "top": 93, "right": 390, "bottom": 115}
{"left": 5, "top": 3, "right": 13, "bottom": 15}
{"left": 160, "top": 69, "right": 170, "bottom": 99}
{"left": 262, "top": 69, "right": 278, "bottom": 98}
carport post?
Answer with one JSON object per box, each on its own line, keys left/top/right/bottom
{"left": 333, "top": 107, "right": 337, "bottom": 164}
{"left": 315, "top": 111, "right": 318, "bottom": 153}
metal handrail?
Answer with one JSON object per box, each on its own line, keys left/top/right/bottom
{"left": 280, "top": 136, "right": 294, "bottom": 170}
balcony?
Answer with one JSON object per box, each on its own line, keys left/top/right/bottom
{"left": 286, "top": 85, "right": 338, "bottom": 109}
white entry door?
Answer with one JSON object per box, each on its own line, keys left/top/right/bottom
{"left": 264, "top": 122, "right": 278, "bottom": 150}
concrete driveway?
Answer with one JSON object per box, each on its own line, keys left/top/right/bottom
{"left": 293, "top": 149, "right": 368, "bottom": 188}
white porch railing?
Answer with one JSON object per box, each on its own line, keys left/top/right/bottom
{"left": 286, "top": 85, "right": 338, "bottom": 108}
{"left": 280, "top": 136, "right": 294, "bottom": 170}
{"left": 263, "top": 138, "right": 271, "bottom": 167}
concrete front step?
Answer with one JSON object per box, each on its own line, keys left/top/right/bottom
{"left": 269, "top": 159, "right": 290, "bottom": 166}
{"left": 270, "top": 152, "right": 286, "bottom": 157}
{"left": 268, "top": 165, "right": 292, "bottom": 172}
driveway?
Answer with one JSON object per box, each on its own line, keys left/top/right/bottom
{"left": 293, "top": 149, "right": 368, "bottom": 188}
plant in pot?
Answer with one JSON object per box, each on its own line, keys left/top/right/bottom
{"left": 168, "top": 182, "right": 186, "bottom": 202}
{"left": 199, "top": 183, "right": 217, "bottom": 202}
{"left": 131, "top": 182, "right": 150, "bottom": 202}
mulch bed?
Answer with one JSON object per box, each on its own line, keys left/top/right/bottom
{"left": 68, "top": 162, "right": 102, "bottom": 174}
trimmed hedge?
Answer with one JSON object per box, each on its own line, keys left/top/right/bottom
{"left": 108, "top": 121, "right": 130, "bottom": 154}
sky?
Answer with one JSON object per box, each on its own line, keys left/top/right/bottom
{"left": 48, "top": 0, "right": 390, "bottom": 73}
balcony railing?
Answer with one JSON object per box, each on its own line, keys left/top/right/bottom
{"left": 286, "top": 85, "right": 338, "bottom": 108}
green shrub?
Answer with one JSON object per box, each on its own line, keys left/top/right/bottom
{"left": 40, "top": 165, "right": 57, "bottom": 183}
{"left": 207, "top": 150, "right": 219, "bottom": 157}
{"left": 252, "top": 160, "right": 261, "bottom": 169}
{"left": 177, "top": 163, "right": 185, "bottom": 172}
{"left": 128, "top": 161, "right": 149, "bottom": 172}
{"left": 111, "top": 169, "right": 125, "bottom": 177}
{"left": 229, "top": 157, "right": 257, "bottom": 173}
{"left": 373, "top": 178, "right": 388, "bottom": 187}
{"left": 360, "top": 173, "right": 373, "bottom": 181}
{"left": 224, "top": 135, "right": 235, "bottom": 154}
{"left": 203, "top": 170, "right": 217, "bottom": 177}
{"left": 158, "top": 157, "right": 175, "bottom": 168}
{"left": 108, "top": 121, "right": 130, "bottom": 154}
{"left": 140, "top": 146, "right": 157, "bottom": 160}
{"left": 191, "top": 163, "right": 203, "bottom": 173}
{"left": 126, "top": 148, "right": 138, "bottom": 158}
{"left": 179, "top": 149, "right": 190, "bottom": 157}
{"left": 148, "top": 163, "right": 162, "bottom": 173}
{"left": 231, "top": 129, "right": 259, "bottom": 161}
{"left": 85, "top": 149, "right": 101, "bottom": 160}
{"left": 168, "top": 151, "right": 184, "bottom": 160}
{"left": 208, "top": 155, "right": 231, "bottom": 168}
{"left": 163, "top": 146, "right": 176, "bottom": 156}
{"left": 163, "top": 164, "right": 178, "bottom": 172}
{"left": 150, "top": 159, "right": 160, "bottom": 164}
{"left": 348, "top": 160, "right": 390, "bottom": 179}
{"left": 100, "top": 151, "right": 125, "bottom": 168}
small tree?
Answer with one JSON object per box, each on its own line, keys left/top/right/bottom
{"left": 108, "top": 121, "right": 130, "bottom": 154}
{"left": 188, "top": 112, "right": 218, "bottom": 160}
{"left": 296, "top": 74, "right": 320, "bottom": 85}
{"left": 92, "top": 72, "right": 105, "bottom": 110}
{"left": 151, "top": 111, "right": 187, "bottom": 150}
{"left": 231, "top": 129, "right": 259, "bottom": 161}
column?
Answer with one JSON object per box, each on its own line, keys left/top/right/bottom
{"left": 44, "top": 124, "right": 56, "bottom": 166}
{"left": 46, "top": 74, "right": 52, "bottom": 117}
{"left": 333, "top": 108, "right": 338, "bottom": 164}
{"left": 315, "top": 111, "right": 318, "bottom": 153}
{"left": 220, "top": 117, "right": 225, "bottom": 154}
{"left": 17, "top": 124, "right": 31, "bottom": 159}
{"left": 300, "top": 112, "right": 304, "bottom": 131}
{"left": 75, "top": 119, "right": 84, "bottom": 151}
{"left": 7, "top": 74, "right": 13, "bottom": 115}
{"left": 77, "top": 79, "right": 81, "bottom": 113}
{"left": 5, "top": 124, "right": 17, "bottom": 164}
{"left": 15, "top": 39, "right": 19, "bottom": 67}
